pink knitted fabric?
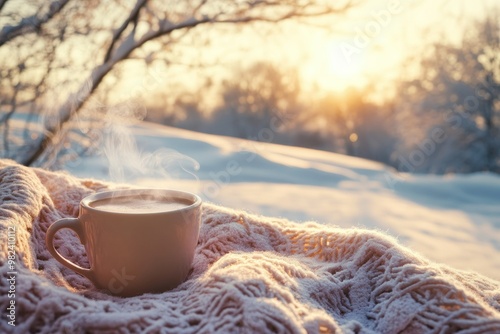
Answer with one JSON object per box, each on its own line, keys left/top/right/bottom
{"left": 0, "top": 159, "right": 499, "bottom": 333}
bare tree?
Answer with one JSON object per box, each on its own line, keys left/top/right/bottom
{"left": 0, "top": 0, "right": 357, "bottom": 167}
{"left": 209, "top": 62, "right": 302, "bottom": 139}
{"left": 395, "top": 12, "right": 500, "bottom": 174}
{"left": 311, "top": 88, "right": 397, "bottom": 162}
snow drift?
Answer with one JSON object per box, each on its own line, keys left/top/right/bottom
{"left": 66, "top": 122, "right": 500, "bottom": 280}
{"left": 1, "top": 159, "right": 500, "bottom": 333}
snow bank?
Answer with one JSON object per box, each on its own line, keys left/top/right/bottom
{"left": 1, "top": 159, "right": 499, "bottom": 333}
{"left": 64, "top": 122, "right": 500, "bottom": 280}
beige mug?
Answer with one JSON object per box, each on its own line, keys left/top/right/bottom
{"left": 46, "top": 188, "right": 202, "bottom": 297}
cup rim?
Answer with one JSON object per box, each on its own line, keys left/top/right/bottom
{"left": 81, "top": 188, "right": 202, "bottom": 215}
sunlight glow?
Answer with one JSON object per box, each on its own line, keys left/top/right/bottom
{"left": 301, "top": 38, "right": 368, "bottom": 92}
{"left": 326, "top": 41, "right": 365, "bottom": 81}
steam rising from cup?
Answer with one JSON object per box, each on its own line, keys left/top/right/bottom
{"left": 102, "top": 101, "right": 200, "bottom": 186}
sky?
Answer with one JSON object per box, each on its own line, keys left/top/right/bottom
{"left": 2, "top": 0, "right": 497, "bottom": 109}
{"left": 108, "top": 0, "right": 499, "bottom": 107}
{"left": 280, "top": 0, "right": 499, "bottom": 95}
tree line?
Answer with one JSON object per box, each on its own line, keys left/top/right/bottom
{"left": 146, "top": 12, "right": 500, "bottom": 174}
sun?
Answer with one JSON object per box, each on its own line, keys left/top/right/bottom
{"left": 301, "top": 38, "right": 367, "bottom": 92}
{"left": 325, "top": 40, "right": 365, "bottom": 80}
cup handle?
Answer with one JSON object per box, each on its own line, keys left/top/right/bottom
{"left": 46, "top": 217, "right": 95, "bottom": 281}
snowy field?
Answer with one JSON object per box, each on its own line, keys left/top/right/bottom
{"left": 65, "top": 121, "right": 500, "bottom": 281}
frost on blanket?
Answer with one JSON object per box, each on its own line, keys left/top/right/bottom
{"left": 0, "top": 159, "right": 499, "bottom": 334}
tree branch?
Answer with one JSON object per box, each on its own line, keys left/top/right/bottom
{"left": 21, "top": 0, "right": 356, "bottom": 166}
{"left": 0, "top": 0, "right": 8, "bottom": 13}
{"left": 103, "top": 0, "right": 148, "bottom": 63}
{"left": 0, "top": 0, "right": 70, "bottom": 46}
{"left": 1, "top": 87, "right": 18, "bottom": 154}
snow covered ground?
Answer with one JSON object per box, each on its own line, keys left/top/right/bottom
{"left": 65, "top": 121, "right": 500, "bottom": 281}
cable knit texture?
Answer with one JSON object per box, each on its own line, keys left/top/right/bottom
{"left": 0, "top": 159, "right": 499, "bottom": 333}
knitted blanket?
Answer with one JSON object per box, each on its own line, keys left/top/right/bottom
{"left": 0, "top": 159, "right": 499, "bottom": 334}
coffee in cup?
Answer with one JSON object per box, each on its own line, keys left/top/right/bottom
{"left": 90, "top": 195, "right": 192, "bottom": 213}
{"left": 45, "top": 189, "right": 202, "bottom": 297}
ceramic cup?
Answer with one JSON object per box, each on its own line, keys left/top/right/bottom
{"left": 46, "top": 189, "right": 202, "bottom": 297}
